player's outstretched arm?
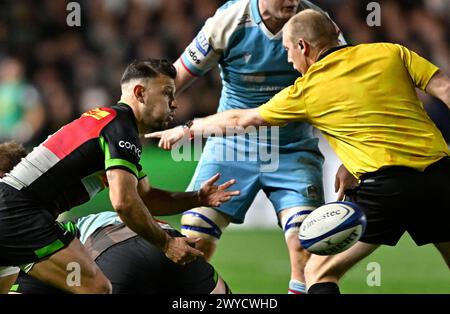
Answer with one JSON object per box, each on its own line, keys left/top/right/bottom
{"left": 146, "top": 108, "right": 268, "bottom": 150}
{"left": 426, "top": 70, "right": 450, "bottom": 109}
{"left": 137, "top": 173, "right": 240, "bottom": 216}
{"left": 107, "top": 168, "right": 204, "bottom": 264}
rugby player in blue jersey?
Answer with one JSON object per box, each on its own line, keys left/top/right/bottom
{"left": 164, "top": 0, "right": 346, "bottom": 294}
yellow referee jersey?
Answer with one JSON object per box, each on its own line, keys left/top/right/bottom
{"left": 259, "top": 43, "right": 449, "bottom": 179}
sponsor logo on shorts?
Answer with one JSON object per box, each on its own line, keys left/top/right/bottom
{"left": 119, "top": 140, "right": 142, "bottom": 157}
{"left": 195, "top": 31, "right": 211, "bottom": 56}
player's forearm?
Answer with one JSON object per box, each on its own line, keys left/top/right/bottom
{"left": 441, "top": 84, "right": 450, "bottom": 109}
{"left": 190, "top": 109, "right": 261, "bottom": 135}
{"left": 426, "top": 71, "right": 450, "bottom": 109}
{"left": 114, "top": 196, "right": 169, "bottom": 250}
{"left": 141, "top": 188, "right": 202, "bottom": 216}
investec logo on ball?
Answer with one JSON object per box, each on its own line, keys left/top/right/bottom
{"left": 119, "top": 141, "right": 142, "bottom": 157}
{"left": 304, "top": 208, "right": 349, "bottom": 229}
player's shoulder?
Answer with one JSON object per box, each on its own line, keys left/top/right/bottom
{"left": 354, "top": 42, "right": 404, "bottom": 55}
{"left": 100, "top": 103, "right": 138, "bottom": 133}
{"left": 199, "top": 0, "right": 253, "bottom": 50}
{"left": 209, "top": 0, "right": 251, "bottom": 26}
{"left": 217, "top": 0, "right": 248, "bottom": 13}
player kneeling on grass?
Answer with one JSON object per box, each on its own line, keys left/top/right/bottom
{"left": 10, "top": 211, "right": 230, "bottom": 294}
{"left": 147, "top": 10, "right": 450, "bottom": 294}
{"left": 0, "top": 59, "right": 239, "bottom": 294}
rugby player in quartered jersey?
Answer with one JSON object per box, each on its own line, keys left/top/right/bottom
{"left": 0, "top": 59, "right": 239, "bottom": 294}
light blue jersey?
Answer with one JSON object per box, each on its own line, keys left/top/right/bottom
{"left": 76, "top": 211, "right": 122, "bottom": 244}
{"left": 181, "top": 0, "right": 344, "bottom": 222}
{"left": 75, "top": 211, "right": 173, "bottom": 244}
{"left": 181, "top": 0, "right": 344, "bottom": 147}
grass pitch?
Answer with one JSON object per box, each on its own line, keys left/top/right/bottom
{"left": 211, "top": 230, "right": 450, "bottom": 294}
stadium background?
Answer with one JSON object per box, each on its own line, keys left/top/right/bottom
{"left": 1, "top": 0, "right": 449, "bottom": 293}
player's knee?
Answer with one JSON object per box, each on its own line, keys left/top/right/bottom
{"left": 82, "top": 272, "right": 112, "bottom": 294}
{"left": 70, "top": 263, "right": 111, "bottom": 294}
{"left": 210, "top": 275, "right": 232, "bottom": 294}
{"left": 279, "top": 206, "right": 316, "bottom": 243}
{"left": 280, "top": 206, "right": 316, "bottom": 235}
{"left": 181, "top": 207, "right": 230, "bottom": 243}
{"left": 96, "top": 276, "right": 112, "bottom": 294}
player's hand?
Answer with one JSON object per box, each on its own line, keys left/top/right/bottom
{"left": 163, "top": 236, "right": 204, "bottom": 265}
{"left": 145, "top": 126, "right": 187, "bottom": 150}
{"left": 334, "top": 164, "right": 358, "bottom": 201}
{"left": 198, "top": 173, "right": 240, "bottom": 207}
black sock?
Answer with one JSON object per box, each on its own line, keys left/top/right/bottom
{"left": 307, "top": 282, "right": 341, "bottom": 294}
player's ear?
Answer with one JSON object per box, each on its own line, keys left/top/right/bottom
{"left": 133, "top": 84, "right": 145, "bottom": 103}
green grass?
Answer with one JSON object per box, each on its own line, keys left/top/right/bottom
{"left": 210, "top": 230, "right": 450, "bottom": 294}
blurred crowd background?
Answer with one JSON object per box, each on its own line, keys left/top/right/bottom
{"left": 0, "top": 0, "right": 449, "bottom": 149}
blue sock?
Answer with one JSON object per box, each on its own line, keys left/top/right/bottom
{"left": 288, "top": 280, "right": 306, "bottom": 294}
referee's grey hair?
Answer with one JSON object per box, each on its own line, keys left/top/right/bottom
{"left": 284, "top": 9, "right": 339, "bottom": 50}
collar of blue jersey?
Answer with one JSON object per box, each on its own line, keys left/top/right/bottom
{"left": 317, "top": 44, "right": 351, "bottom": 62}
{"left": 250, "top": 0, "right": 262, "bottom": 24}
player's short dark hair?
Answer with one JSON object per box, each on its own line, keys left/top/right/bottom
{"left": 0, "top": 141, "right": 27, "bottom": 177}
{"left": 121, "top": 59, "right": 177, "bottom": 85}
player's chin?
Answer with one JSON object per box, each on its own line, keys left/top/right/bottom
{"left": 161, "top": 121, "right": 170, "bottom": 130}
{"left": 280, "top": 8, "right": 296, "bottom": 19}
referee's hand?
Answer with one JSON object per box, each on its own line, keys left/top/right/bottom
{"left": 163, "top": 236, "right": 204, "bottom": 265}
{"left": 334, "top": 164, "right": 358, "bottom": 201}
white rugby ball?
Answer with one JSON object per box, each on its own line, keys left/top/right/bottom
{"left": 299, "top": 202, "right": 366, "bottom": 255}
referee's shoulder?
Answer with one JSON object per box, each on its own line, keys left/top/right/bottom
{"left": 353, "top": 42, "right": 403, "bottom": 55}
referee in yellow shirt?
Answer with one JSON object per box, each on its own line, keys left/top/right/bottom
{"left": 148, "top": 9, "right": 450, "bottom": 294}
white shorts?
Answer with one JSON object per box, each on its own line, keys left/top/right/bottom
{"left": 0, "top": 266, "right": 19, "bottom": 277}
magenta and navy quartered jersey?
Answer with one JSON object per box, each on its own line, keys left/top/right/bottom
{"left": 0, "top": 103, "right": 146, "bottom": 214}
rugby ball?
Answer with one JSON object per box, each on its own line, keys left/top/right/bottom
{"left": 299, "top": 202, "right": 366, "bottom": 255}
